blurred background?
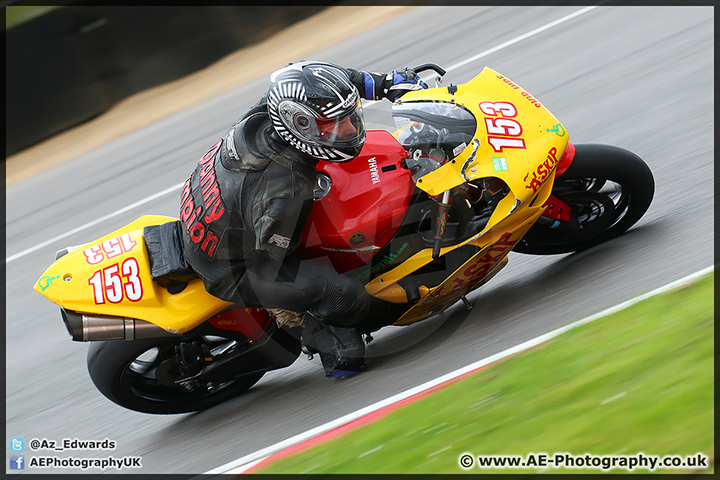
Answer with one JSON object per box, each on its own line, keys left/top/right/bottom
{"left": 5, "top": 3, "right": 334, "bottom": 157}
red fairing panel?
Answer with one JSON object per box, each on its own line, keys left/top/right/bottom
{"left": 297, "top": 130, "right": 413, "bottom": 272}
{"left": 555, "top": 142, "right": 576, "bottom": 177}
{"left": 208, "top": 308, "right": 271, "bottom": 340}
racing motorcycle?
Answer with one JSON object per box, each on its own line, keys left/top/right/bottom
{"left": 34, "top": 65, "right": 654, "bottom": 414}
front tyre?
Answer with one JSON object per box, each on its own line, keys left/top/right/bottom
{"left": 514, "top": 144, "right": 654, "bottom": 255}
{"left": 87, "top": 336, "right": 264, "bottom": 414}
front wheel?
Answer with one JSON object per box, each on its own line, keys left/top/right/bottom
{"left": 87, "top": 336, "right": 265, "bottom": 414}
{"left": 513, "top": 144, "right": 654, "bottom": 255}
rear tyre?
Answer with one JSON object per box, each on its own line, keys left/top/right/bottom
{"left": 513, "top": 144, "right": 654, "bottom": 255}
{"left": 88, "top": 336, "right": 264, "bottom": 414}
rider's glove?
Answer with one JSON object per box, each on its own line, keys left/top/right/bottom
{"left": 382, "top": 67, "right": 428, "bottom": 102}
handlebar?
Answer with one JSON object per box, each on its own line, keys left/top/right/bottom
{"left": 411, "top": 63, "right": 446, "bottom": 77}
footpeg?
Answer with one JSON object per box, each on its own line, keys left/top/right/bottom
{"left": 300, "top": 344, "right": 315, "bottom": 360}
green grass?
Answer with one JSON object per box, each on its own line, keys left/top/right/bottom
{"left": 260, "top": 273, "right": 714, "bottom": 474}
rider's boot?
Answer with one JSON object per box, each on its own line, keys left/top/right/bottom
{"left": 301, "top": 314, "right": 365, "bottom": 377}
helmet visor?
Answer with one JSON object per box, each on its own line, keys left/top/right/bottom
{"left": 313, "top": 100, "right": 365, "bottom": 149}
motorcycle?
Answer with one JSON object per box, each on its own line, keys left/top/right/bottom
{"left": 34, "top": 65, "right": 654, "bottom": 414}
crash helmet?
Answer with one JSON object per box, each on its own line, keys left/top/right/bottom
{"left": 267, "top": 61, "right": 365, "bottom": 162}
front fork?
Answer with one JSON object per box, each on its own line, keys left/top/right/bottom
{"left": 432, "top": 190, "right": 452, "bottom": 259}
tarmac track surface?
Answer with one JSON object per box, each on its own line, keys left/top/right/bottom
{"left": 5, "top": 6, "right": 713, "bottom": 475}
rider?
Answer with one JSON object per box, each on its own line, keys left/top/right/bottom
{"left": 179, "top": 61, "right": 427, "bottom": 376}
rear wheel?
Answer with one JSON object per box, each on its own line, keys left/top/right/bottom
{"left": 513, "top": 144, "right": 654, "bottom": 255}
{"left": 87, "top": 336, "right": 264, "bottom": 414}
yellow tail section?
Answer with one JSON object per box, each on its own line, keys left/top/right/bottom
{"left": 34, "top": 216, "right": 232, "bottom": 334}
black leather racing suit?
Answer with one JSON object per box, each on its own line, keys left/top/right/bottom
{"left": 179, "top": 68, "right": 384, "bottom": 328}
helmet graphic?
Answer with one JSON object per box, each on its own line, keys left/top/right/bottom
{"left": 267, "top": 62, "right": 365, "bottom": 162}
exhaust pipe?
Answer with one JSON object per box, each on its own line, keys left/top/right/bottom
{"left": 61, "top": 309, "right": 176, "bottom": 342}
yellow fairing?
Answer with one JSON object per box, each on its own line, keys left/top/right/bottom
{"left": 392, "top": 215, "right": 537, "bottom": 325}
{"left": 397, "top": 67, "right": 569, "bottom": 201}
{"left": 34, "top": 216, "right": 232, "bottom": 334}
{"left": 374, "top": 68, "right": 569, "bottom": 324}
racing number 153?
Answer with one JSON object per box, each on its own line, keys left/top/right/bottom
{"left": 480, "top": 101, "right": 526, "bottom": 153}
{"left": 89, "top": 258, "right": 143, "bottom": 304}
